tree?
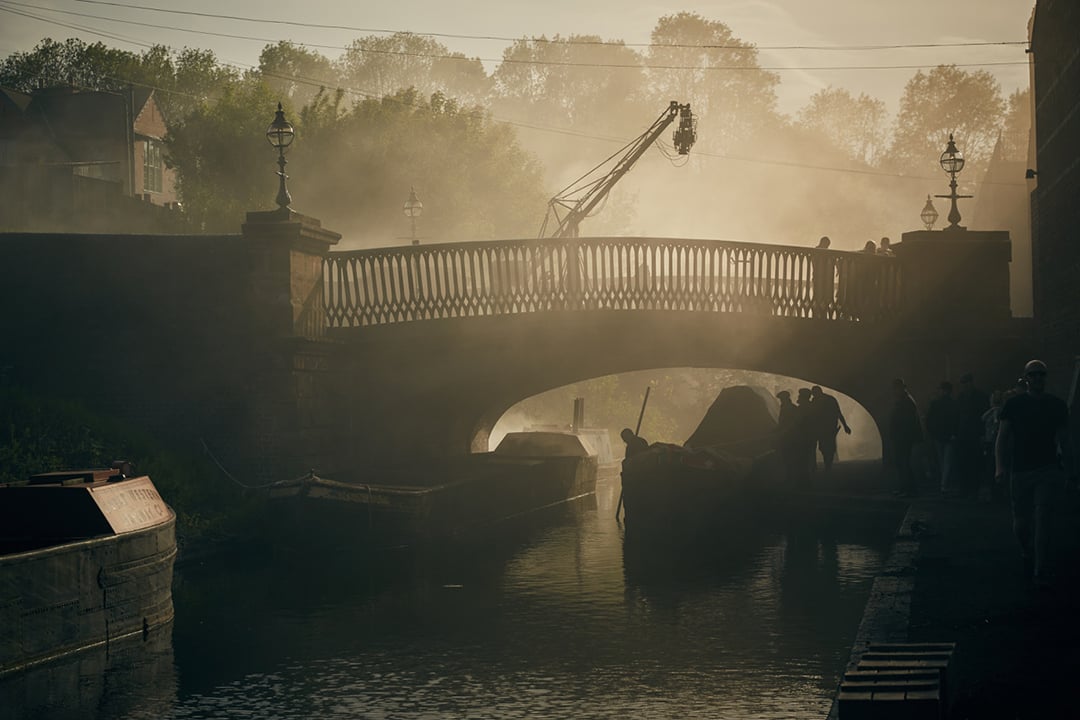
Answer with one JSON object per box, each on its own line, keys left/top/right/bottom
{"left": 797, "top": 87, "right": 889, "bottom": 166}
{"left": 292, "top": 88, "right": 547, "bottom": 244}
{"left": 257, "top": 42, "right": 339, "bottom": 110}
{"left": 493, "top": 35, "right": 647, "bottom": 131}
{"left": 1000, "top": 87, "right": 1031, "bottom": 161}
{"left": 0, "top": 38, "right": 136, "bottom": 92}
{"left": 165, "top": 79, "right": 282, "bottom": 232}
{"left": 887, "top": 65, "right": 1006, "bottom": 179}
{"left": 337, "top": 33, "right": 491, "bottom": 106}
{"left": 646, "top": 13, "right": 782, "bottom": 152}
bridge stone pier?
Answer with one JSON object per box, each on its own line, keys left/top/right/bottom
{"left": 0, "top": 210, "right": 1034, "bottom": 483}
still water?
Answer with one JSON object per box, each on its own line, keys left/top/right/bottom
{"left": 5, "top": 476, "right": 900, "bottom": 720}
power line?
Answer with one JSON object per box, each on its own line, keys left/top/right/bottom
{"left": 0, "top": 3, "right": 156, "bottom": 50}
{"left": 0, "top": 4, "right": 1026, "bottom": 188}
{"left": 72, "top": 0, "right": 1027, "bottom": 52}
{"left": 0, "top": 2, "right": 1031, "bottom": 74}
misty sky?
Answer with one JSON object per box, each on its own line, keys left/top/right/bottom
{"left": 0, "top": 0, "right": 1034, "bottom": 116}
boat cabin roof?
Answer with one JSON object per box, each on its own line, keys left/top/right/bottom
{"left": 494, "top": 432, "right": 593, "bottom": 458}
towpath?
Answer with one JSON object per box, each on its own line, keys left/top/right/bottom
{"left": 823, "top": 460, "right": 1080, "bottom": 719}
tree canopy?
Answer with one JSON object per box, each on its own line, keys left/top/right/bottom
{"left": 0, "top": 27, "right": 1029, "bottom": 245}
{"left": 887, "top": 65, "right": 1007, "bottom": 179}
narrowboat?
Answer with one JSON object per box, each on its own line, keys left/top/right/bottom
{"left": 0, "top": 466, "right": 177, "bottom": 677}
{"left": 619, "top": 386, "right": 783, "bottom": 533}
{"left": 267, "top": 431, "right": 598, "bottom": 545}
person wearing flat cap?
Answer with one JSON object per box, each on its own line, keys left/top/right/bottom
{"left": 995, "top": 359, "right": 1076, "bottom": 589}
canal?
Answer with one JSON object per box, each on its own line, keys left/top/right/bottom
{"left": 4, "top": 473, "right": 902, "bottom": 720}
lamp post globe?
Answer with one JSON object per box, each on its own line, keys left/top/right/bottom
{"left": 920, "top": 194, "right": 939, "bottom": 230}
{"left": 939, "top": 134, "right": 964, "bottom": 175}
{"left": 403, "top": 187, "right": 423, "bottom": 245}
{"left": 934, "top": 133, "right": 972, "bottom": 230}
{"left": 266, "top": 102, "right": 294, "bottom": 210}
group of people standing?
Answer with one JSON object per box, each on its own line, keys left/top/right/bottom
{"left": 886, "top": 361, "right": 1076, "bottom": 588}
{"left": 811, "top": 236, "right": 895, "bottom": 322}
{"left": 776, "top": 385, "right": 851, "bottom": 485}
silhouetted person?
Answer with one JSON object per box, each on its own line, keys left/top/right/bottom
{"left": 794, "top": 388, "right": 817, "bottom": 484}
{"left": 982, "top": 390, "right": 1005, "bottom": 500}
{"left": 777, "top": 390, "right": 801, "bottom": 485}
{"left": 810, "top": 385, "right": 851, "bottom": 472}
{"left": 812, "top": 238, "right": 836, "bottom": 319}
{"left": 955, "top": 373, "right": 990, "bottom": 497}
{"left": 887, "top": 378, "right": 922, "bottom": 497}
{"left": 848, "top": 242, "right": 881, "bottom": 320}
{"left": 995, "top": 360, "right": 1075, "bottom": 588}
{"left": 926, "top": 381, "right": 958, "bottom": 495}
{"left": 877, "top": 237, "right": 894, "bottom": 256}
{"left": 620, "top": 428, "right": 648, "bottom": 460}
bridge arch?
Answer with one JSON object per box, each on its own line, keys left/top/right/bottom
{"left": 486, "top": 368, "right": 883, "bottom": 461}
{"left": 339, "top": 308, "right": 906, "bottom": 465}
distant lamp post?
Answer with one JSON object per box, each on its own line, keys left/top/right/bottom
{"left": 265, "top": 102, "right": 295, "bottom": 211}
{"left": 934, "top": 133, "right": 972, "bottom": 230}
{"left": 403, "top": 186, "right": 423, "bottom": 245}
{"left": 920, "top": 194, "right": 939, "bottom": 230}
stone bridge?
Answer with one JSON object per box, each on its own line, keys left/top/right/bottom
{"left": 320, "top": 231, "right": 1027, "bottom": 473}
{"left": 0, "top": 209, "right": 1032, "bottom": 481}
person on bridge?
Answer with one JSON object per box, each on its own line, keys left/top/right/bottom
{"left": 810, "top": 385, "right": 851, "bottom": 472}
{"left": 995, "top": 359, "right": 1075, "bottom": 588}
{"left": 887, "top": 378, "right": 923, "bottom": 498}
{"left": 812, "top": 238, "right": 836, "bottom": 319}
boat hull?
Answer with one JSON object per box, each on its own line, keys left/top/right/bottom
{"left": 620, "top": 449, "right": 783, "bottom": 535}
{"left": 268, "top": 454, "right": 598, "bottom": 546}
{"left": 0, "top": 510, "right": 177, "bottom": 677}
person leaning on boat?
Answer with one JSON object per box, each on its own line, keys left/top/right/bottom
{"left": 621, "top": 428, "right": 649, "bottom": 460}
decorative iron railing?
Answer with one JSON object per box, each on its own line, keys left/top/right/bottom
{"left": 324, "top": 237, "right": 902, "bottom": 328}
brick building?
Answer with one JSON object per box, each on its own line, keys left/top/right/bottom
{"left": 0, "top": 85, "right": 182, "bottom": 232}
{"left": 1029, "top": 0, "right": 1080, "bottom": 392}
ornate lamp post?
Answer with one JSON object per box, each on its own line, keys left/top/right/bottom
{"left": 934, "top": 133, "right": 972, "bottom": 230}
{"left": 265, "top": 102, "right": 295, "bottom": 211}
{"left": 403, "top": 186, "right": 423, "bottom": 245}
{"left": 920, "top": 194, "right": 939, "bottom": 230}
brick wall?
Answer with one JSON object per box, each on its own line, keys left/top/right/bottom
{"left": 1031, "top": 0, "right": 1080, "bottom": 392}
{"left": 0, "top": 224, "right": 347, "bottom": 482}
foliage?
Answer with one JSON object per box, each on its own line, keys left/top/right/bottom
{"left": 0, "top": 38, "right": 138, "bottom": 93}
{"left": 0, "top": 39, "right": 235, "bottom": 123}
{"left": 797, "top": 87, "right": 889, "bottom": 166}
{"left": 0, "top": 386, "right": 244, "bottom": 544}
{"left": 164, "top": 79, "right": 282, "bottom": 232}
{"left": 647, "top": 13, "right": 782, "bottom": 152}
{"left": 886, "top": 65, "right": 1006, "bottom": 180}
{"left": 295, "top": 88, "right": 547, "bottom": 243}
{"left": 0, "top": 29, "right": 1030, "bottom": 244}
{"left": 494, "top": 35, "right": 647, "bottom": 131}
{"left": 1000, "top": 88, "right": 1031, "bottom": 161}
{"left": 338, "top": 33, "right": 492, "bottom": 106}
{"left": 258, "top": 41, "right": 339, "bottom": 110}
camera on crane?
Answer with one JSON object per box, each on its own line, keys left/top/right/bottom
{"left": 673, "top": 104, "right": 696, "bottom": 155}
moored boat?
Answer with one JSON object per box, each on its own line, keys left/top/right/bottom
{"left": 267, "top": 431, "right": 598, "bottom": 545}
{"left": 619, "top": 386, "right": 783, "bottom": 533}
{"left": 0, "top": 466, "right": 177, "bottom": 678}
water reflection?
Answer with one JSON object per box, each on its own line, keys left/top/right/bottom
{"left": 0, "top": 628, "right": 176, "bottom": 720}
{"left": 2, "top": 477, "right": 900, "bottom": 720}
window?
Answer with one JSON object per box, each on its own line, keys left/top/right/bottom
{"left": 143, "top": 139, "right": 162, "bottom": 194}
